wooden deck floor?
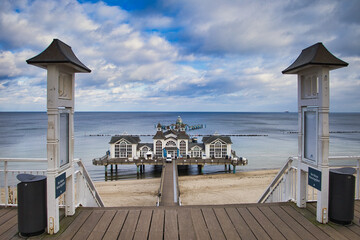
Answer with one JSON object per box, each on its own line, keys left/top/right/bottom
{"left": 1, "top": 201, "right": 360, "bottom": 239}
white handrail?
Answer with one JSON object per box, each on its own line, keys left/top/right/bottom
{"left": 259, "top": 156, "right": 360, "bottom": 204}
{"left": 0, "top": 158, "right": 47, "bottom": 163}
{"left": 0, "top": 157, "right": 103, "bottom": 208}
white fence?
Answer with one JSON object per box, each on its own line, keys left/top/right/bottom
{"left": 259, "top": 156, "right": 360, "bottom": 203}
{"left": 0, "top": 158, "right": 104, "bottom": 207}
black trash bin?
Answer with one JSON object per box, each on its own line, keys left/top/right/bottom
{"left": 329, "top": 168, "right": 356, "bottom": 225}
{"left": 17, "top": 174, "right": 47, "bottom": 237}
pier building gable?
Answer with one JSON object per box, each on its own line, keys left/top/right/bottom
{"left": 109, "top": 135, "right": 140, "bottom": 159}
{"left": 108, "top": 118, "right": 233, "bottom": 160}
{"left": 203, "top": 136, "right": 232, "bottom": 159}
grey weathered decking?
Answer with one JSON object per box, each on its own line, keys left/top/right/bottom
{"left": 1, "top": 201, "right": 360, "bottom": 239}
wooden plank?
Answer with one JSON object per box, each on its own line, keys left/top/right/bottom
{"left": 102, "top": 210, "right": 128, "bottom": 240}
{"left": 213, "top": 208, "right": 240, "bottom": 240}
{"left": 0, "top": 209, "right": 16, "bottom": 226}
{"left": 56, "top": 210, "right": 92, "bottom": 240}
{"left": 259, "top": 206, "right": 302, "bottom": 240}
{"left": 237, "top": 207, "right": 271, "bottom": 240}
{"left": 1, "top": 224, "right": 18, "bottom": 239}
{"left": 303, "top": 203, "right": 348, "bottom": 240}
{"left": 190, "top": 208, "right": 211, "bottom": 240}
{"left": 133, "top": 209, "right": 152, "bottom": 240}
{"left": 248, "top": 206, "right": 286, "bottom": 240}
{"left": 270, "top": 205, "right": 315, "bottom": 240}
{"left": 0, "top": 208, "right": 12, "bottom": 218}
{"left": 0, "top": 215, "right": 17, "bottom": 238}
{"left": 148, "top": 208, "right": 164, "bottom": 240}
{"left": 87, "top": 210, "right": 116, "bottom": 240}
{"left": 164, "top": 209, "right": 178, "bottom": 240}
{"left": 281, "top": 205, "right": 331, "bottom": 240}
{"left": 72, "top": 210, "right": 104, "bottom": 240}
{"left": 328, "top": 221, "right": 360, "bottom": 240}
{"left": 308, "top": 203, "right": 359, "bottom": 239}
{"left": 352, "top": 201, "right": 360, "bottom": 226}
{"left": 119, "top": 210, "right": 141, "bottom": 240}
{"left": 353, "top": 214, "right": 360, "bottom": 227}
{"left": 0, "top": 224, "right": 18, "bottom": 239}
{"left": 43, "top": 207, "right": 82, "bottom": 239}
{"left": 201, "top": 208, "right": 226, "bottom": 240}
{"left": 225, "top": 207, "right": 256, "bottom": 240}
{"left": 345, "top": 224, "right": 360, "bottom": 236}
{"left": 178, "top": 208, "right": 196, "bottom": 240}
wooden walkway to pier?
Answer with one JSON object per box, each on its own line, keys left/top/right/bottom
{"left": 1, "top": 201, "right": 360, "bottom": 239}
{"left": 159, "top": 162, "right": 179, "bottom": 206}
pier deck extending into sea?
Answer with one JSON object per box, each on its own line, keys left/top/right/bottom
{"left": 2, "top": 201, "right": 360, "bottom": 239}
{"left": 93, "top": 156, "right": 247, "bottom": 175}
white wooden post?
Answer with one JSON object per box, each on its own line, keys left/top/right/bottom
{"left": 283, "top": 42, "right": 348, "bottom": 223}
{"left": 27, "top": 39, "right": 90, "bottom": 234}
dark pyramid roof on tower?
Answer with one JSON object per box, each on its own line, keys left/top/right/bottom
{"left": 26, "top": 39, "right": 91, "bottom": 73}
{"left": 153, "top": 130, "right": 165, "bottom": 139}
{"left": 282, "top": 42, "right": 348, "bottom": 74}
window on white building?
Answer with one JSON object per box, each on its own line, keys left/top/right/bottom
{"left": 180, "top": 140, "right": 186, "bottom": 156}
{"left": 115, "top": 140, "right": 132, "bottom": 158}
{"left": 141, "top": 147, "right": 148, "bottom": 157}
{"left": 192, "top": 146, "right": 201, "bottom": 157}
{"left": 210, "top": 140, "right": 227, "bottom": 158}
{"left": 166, "top": 140, "right": 176, "bottom": 147}
{"left": 156, "top": 141, "right": 162, "bottom": 157}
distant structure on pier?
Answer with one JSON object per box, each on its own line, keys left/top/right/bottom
{"left": 156, "top": 116, "right": 205, "bottom": 131}
{"left": 108, "top": 116, "right": 235, "bottom": 160}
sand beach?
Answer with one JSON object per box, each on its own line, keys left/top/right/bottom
{"left": 94, "top": 169, "right": 279, "bottom": 207}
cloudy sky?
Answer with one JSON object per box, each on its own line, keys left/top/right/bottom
{"left": 0, "top": 0, "right": 359, "bottom": 112}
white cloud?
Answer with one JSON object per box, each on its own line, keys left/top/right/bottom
{"left": 0, "top": 0, "right": 359, "bottom": 112}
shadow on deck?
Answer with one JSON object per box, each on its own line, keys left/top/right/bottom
{"left": 1, "top": 201, "right": 360, "bottom": 239}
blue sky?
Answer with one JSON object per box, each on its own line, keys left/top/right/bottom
{"left": 0, "top": 0, "right": 359, "bottom": 112}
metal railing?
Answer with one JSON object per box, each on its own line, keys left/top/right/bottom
{"left": 259, "top": 156, "right": 360, "bottom": 203}
{"left": 0, "top": 158, "right": 104, "bottom": 207}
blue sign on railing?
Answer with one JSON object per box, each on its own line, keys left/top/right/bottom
{"left": 55, "top": 172, "right": 66, "bottom": 199}
{"left": 308, "top": 167, "right": 321, "bottom": 191}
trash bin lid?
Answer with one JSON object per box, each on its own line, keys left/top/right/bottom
{"left": 330, "top": 167, "right": 356, "bottom": 175}
{"left": 17, "top": 173, "right": 46, "bottom": 182}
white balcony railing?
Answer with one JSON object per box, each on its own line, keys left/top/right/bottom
{"left": 0, "top": 158, "right": 104, "bottom": 207}
{"left": 259, "top": 156, "right": 360, "bottom": 203}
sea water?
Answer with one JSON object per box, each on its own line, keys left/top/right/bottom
{"left": 0, "top": 112, "right": 359, "bottom": 181}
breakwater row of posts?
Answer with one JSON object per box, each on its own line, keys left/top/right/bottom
{"left": 86, "top": 131, "right": 360, "bottom": 137}
{"left": 87, "top": 134, "right": 269, "bottom": 137}
{"left": 285, "top": 131, "right": 360, "bottom": 134}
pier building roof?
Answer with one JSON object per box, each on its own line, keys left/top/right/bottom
{"left": 26, "top": 39, "right": 91, "bottom": 73}
{"left": 202, "top": 136, "right": 232, "bottom": 144}
{"left": 177, "top": 131, "right": 189, "bottom": 139}
{"left": 109, "top": 135, "right": 141, "bottom": 144}
{"left": 153, "top": 131, "right": 165, "bottom": 139}
{"left": 159, "top": 129, "right": 189, "bottom": 140}
{"left": 188, "top": 142, "right": 205, "bottom": 150}
{"left": 282, "top": 42, "right": 348, "bottom": 74}
{"left": 137, "top": 143, "right": 153, "bottom": 150}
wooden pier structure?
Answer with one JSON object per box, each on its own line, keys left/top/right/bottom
{"left": 93, "top": 156, "right": 247, "bottom": 175}
{"left": 2, "top": 201, "right": 360, "bottom": 239}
